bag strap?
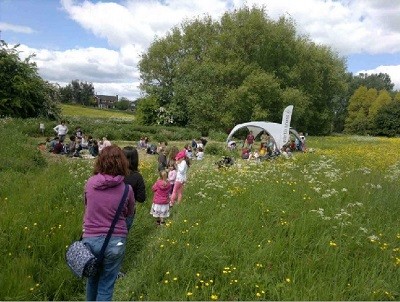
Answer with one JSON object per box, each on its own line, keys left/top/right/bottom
{"left": 97, "top": 184, "right": 129, "bottom": 262}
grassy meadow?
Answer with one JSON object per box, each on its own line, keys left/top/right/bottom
{"left": 0, "top": 115, "right": 399, "bottom": 300}
{"left": 61, "top": 104, "right": 135, "bottom": 121}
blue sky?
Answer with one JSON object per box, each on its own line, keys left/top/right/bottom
{"left": 1, "top": 0, "right": 400, "bottom": 99}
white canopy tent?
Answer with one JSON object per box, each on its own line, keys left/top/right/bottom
{"left": 226, "top": 121, "right": 301, "bottom": 151}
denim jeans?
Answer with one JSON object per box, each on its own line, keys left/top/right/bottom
{"left": 126, "top": 215, "right": 134, "bottom": 231}
{"left": 82, "top": 236, "right": 126, "bottom": 301}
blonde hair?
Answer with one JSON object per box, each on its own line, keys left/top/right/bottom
{"left": 160, "top": 169, "right": 168, "bottom": 180}
{"left": 159, "top": 170, "right": 168, "bottom": 187}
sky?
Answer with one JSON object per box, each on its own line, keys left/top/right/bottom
{"left": 1, "top": 0, "right": 400, "bottom": 100}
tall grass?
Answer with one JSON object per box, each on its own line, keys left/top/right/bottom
{"left": 0, "top": 117, "right": 399, "bottom": 300}
{"left": 115, "top": 136, "right": 400, "bottom": 301}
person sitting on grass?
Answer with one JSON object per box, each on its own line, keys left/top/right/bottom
{"left": 241, "top": 147, "right": 250, "bottom": 160}
{"left": 259, "top": 143, "right": 267, "bottom": 157}
{"left": 73, "top": 137, "right": 83, "bottom": 157}
{"left": 90, "top": 140, "right": 99, "bottom": 157}
{"left": 196, "top": 147, "right": 204, "bottom": 160}
{"left": 67, "top": 135, "right": 76, "bottom": 157}
{"left": 227, "top": 140, "right": 237, "bottom": 151}
{"left": 52, "top": 138, "right": 65, "bottom": 154}
{"left": 47, "top": 136, "right": 58, "bottom": 152}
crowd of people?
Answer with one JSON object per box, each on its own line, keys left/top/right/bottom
{"left": 228, "top": 130, "right": 307, "bottom": 162}
{"left": 48, "top": 119, "right": 207, "bottom": 300}
{"left": 49, "top": 118, "right": 310, "bottom": 300}
{"left": 43, "top": 120, "right": 113, "bottom": 158}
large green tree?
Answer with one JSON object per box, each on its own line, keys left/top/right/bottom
{"left": 333, "top": 72, "right": 396, "bottom": 133}
{"left": 59, "top": 80, "right": 95, "bottom": 106}
{"left": 0, "top": 41, "right": 60, "bottom": 118}
{"left": 138, "top": 6, "right": 347, "bottom": 135}
{"left": 350, "top": 73, "right": 394, "bottom": 92}
{"left": 115, "top": 97, "right": 131, "bottom": 111}
{"left": 373, "top": 99, "right": 400, "bottom": 137}
{"left": 344, "top": 86, "right": 378, "bottom": 134}
{"left": 369, "top": 89, "right": 392, "bottom": 122}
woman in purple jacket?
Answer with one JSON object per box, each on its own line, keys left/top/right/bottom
{"left": 82, "top": 145, "right": 135, "bottom": 301}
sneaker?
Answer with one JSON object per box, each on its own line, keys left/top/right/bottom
{"left": 117, "top": 272, "right": 125, "bottom": 279}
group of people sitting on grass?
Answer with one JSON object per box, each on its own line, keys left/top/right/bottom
{"left": 46, "top": 134, "right": 108, "bottom": 158}
{"left": 229, "top": 130, "right": 307, "bottom": 161}
{"left": 139, "top": 137, "right": 208, "bottom": 161}
{"left": 45, "top": 121, "right": 112, "bottom": 158}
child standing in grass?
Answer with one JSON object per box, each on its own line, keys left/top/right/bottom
{"left": 167, "top": 162, "right": 177, "bottom": 202}
{"left": 170, "top": 150, "right": 189, "bottom": 206}
{"left": 150, "top": 170, "right": 171, "bottom": 225}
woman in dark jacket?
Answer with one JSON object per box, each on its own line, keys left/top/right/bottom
{"left": 123, "top": 146, "right": 147, "bottom": 230}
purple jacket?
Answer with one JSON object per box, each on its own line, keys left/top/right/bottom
{"left": 152, "top": 179, "right": 171, "bottom": 204}
{"left": 83, "top": 174, "right": 134, "bottom": 238}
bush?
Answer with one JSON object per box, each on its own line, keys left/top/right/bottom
{"left": 204, "top": 142, "right": 228, "bottom": 156}
{"left": 208, "top": 129, "right": 227, "bottom": 141}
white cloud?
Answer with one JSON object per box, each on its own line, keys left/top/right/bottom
{"left": 16, "top": 0, "right": 400, "bottom": 98}
{"left": 17, "top": 44, "right": 140, "bottom": 99}
{"left": 244, "top": 0, "right": 400, "bottom": 55}
{"left": 60, "top": 0, "right": 230, "bottom": 48}
{"left": 0, "top": 22, "right": 36, "bottom": 34}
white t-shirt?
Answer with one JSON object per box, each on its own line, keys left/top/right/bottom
{"left": 196, "top": 151, "right": 204, "bottom": 160}
{"left": 54, "top": 124, "right": 68, "bottom": 136}
{"left": 176, "top": 160, "right": 188, "bottom": 182}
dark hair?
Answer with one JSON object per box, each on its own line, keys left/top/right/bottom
{"left": 167, "top": 146, "right": 179, "bottom": 163}
{"left": 123, "top": 146, "right": 139, "bottom": 172}
{"left": 94, "top": 145, "right": 129, "bottom": 176}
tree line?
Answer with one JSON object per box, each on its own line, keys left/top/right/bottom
{"left": 135, "top": 6, "right": 399, "bottom": 136}
{"left": 0, "top": 5, "right": 399, "bottom": 136}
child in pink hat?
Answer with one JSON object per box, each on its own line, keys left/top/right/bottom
{"left": 170, "top": 150, "right": 189, "bottom": 206}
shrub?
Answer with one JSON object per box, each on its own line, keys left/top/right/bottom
{"left": 208, "top": 129, "right": 228, "bottom": 141}
{"left": 204, "top": 142, "right": 228, "bottom": 156}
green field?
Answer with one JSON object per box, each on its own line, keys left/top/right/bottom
{"left": 0, "top": 117, "right": 399, "bottom": 301}
{"left": 61, "top": 104, "right": 135, "bottom": 120}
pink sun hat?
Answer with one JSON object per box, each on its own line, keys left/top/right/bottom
{"left": 175, "top": 150, "right": 186, "bottom": 160}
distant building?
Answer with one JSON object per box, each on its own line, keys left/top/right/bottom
{"left": 95, "top": 94, "right": 118, "bottom": 109}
